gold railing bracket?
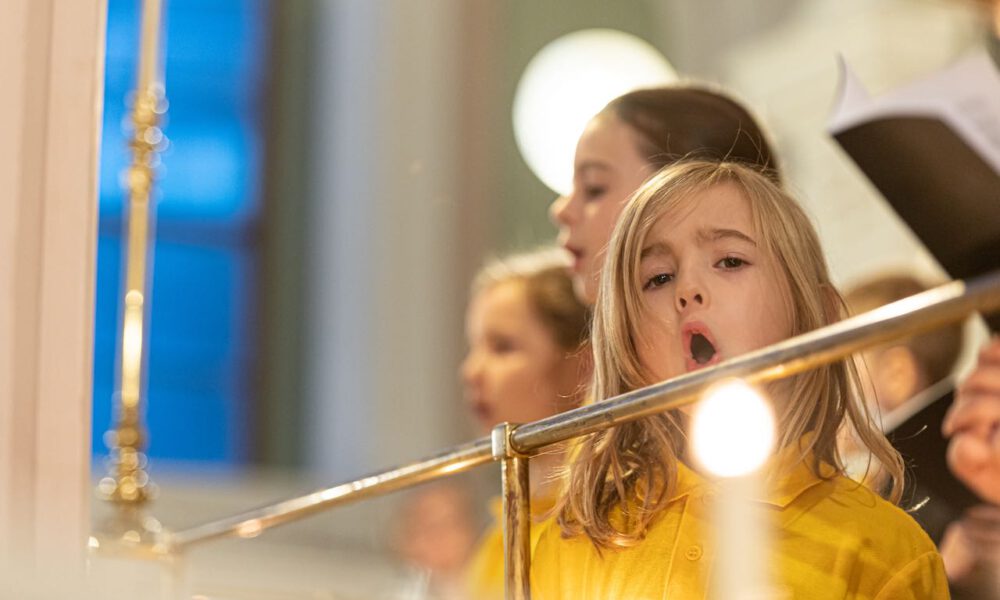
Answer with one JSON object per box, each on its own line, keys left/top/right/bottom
{"left": 493, "top": 423, "right": 532, "bottom": 600}
{"left": 491, "top": 422, "right": 529, "bottom": 461}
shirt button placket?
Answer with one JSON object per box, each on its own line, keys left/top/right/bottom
{"left": 664, "top": 493, "right": 712, "bottom": 600}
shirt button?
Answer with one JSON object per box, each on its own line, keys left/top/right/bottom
{"left": 685, "top": 545, "right": 703, "bottom": 561}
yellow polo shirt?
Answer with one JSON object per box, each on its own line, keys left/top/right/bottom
{"left": 531, "top": 442, "right": 948, "bottom": 599}
{"left": 466, "top": 493, "right": 557, "bottom": 600}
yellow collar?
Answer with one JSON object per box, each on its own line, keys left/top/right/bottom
{"left": 669, "top": 435, "right": 836, "bottom": 508}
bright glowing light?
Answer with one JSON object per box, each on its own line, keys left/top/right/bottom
{"left": 512, "top": 29, "right": 678, "bottom": 196}
{"left": 691, "top": 379, "right": 775, "bottom": 477}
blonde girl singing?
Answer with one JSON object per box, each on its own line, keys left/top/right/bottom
{"left": 532, "top": 161, "right": 947, "bottom": 599}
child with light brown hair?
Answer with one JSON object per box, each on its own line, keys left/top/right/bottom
{"left": 532, "top": 161, "right": 947, "bottom": 598}
{"left": 460, "top": 248, "right": 591, "bottom": 600}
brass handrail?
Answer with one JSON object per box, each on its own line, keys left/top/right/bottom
{"left": 510, "top": 274, "right": 999, "bottom": 453}
{"left": 171, "top": 269, "right": 1000, "bottom": 553}
{"left": 171, "top": 438, "right": 493, "bottom": 548}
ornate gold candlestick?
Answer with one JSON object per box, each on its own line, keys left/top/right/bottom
{"left": 93, "top": 0, "right": 171, "bottom": 556}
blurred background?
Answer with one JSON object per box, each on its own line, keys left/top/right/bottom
{"left": 90, "top": 0, "right": 994, "bottom": 597}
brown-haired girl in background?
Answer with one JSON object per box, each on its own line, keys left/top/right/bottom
{"left": 551, "top": 85, "right": 781, "bottom": 306}
{"left": 461, "top": 248, "right": 590, "bottom": 600}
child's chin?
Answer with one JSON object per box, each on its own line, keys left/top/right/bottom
{"left": 647, "top": 366, "right": 686, "bottom": 384}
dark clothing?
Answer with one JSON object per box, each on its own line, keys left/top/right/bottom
{"left": 890, "top": 388, "right": 980, "bottom": 544}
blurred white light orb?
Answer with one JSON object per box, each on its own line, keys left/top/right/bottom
{"left": 512, "top": 29, "right": 678, "bottom": 196}
{"left": 691, "top": 379, "right": 776, "bottom": 478}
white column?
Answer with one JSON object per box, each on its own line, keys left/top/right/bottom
{"left": 0, "top": 0, "right": 105, "bottom": 579}
{"left": 306, "top": 0, "right": 470, "bottom": 478}
{"left": 306, "top": 0, "right": 382, "bottom": 478}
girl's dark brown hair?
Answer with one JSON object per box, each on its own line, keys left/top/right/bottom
{"left": 602, "top": 86, "right": 781, "bottom": 183}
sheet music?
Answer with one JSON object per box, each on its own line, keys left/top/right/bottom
{"left": 829, "top": 50, "right": 1000, "bottom": 175}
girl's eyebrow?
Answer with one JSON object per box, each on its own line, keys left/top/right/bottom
{"left": 640, "top": 241, "right": 672, "bottom": 261}
{"left": 698, "top": 227, "right": 757, "bottom": 246}
{"left": 575, "top": 161, "right": 611, "bottom": 174}
{"left": 640, "top": 228, "right": 755, "bottom": 262}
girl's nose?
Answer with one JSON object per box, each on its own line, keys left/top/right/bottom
{"left": 675, "top": 281, "right": 707, "bottom": 312}
{"left": 549, "top": 193, "right": 574, "bottom": 227}
{"left": 460, "top": 351, "right": 481, "bottom": 383}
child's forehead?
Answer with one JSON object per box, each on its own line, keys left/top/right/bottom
{"left": 645, "top": 182, "right": 757, "bottom": 239}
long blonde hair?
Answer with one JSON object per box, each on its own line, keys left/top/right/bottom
{"left": 557, "top": 161, "right": 903, "bottom": 548}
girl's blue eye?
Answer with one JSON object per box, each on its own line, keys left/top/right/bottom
{"left": 643, "top": 273, "right": 673, "bottom": 290}
{"left": 717, "top": 256, "right": 747, "bottom": 269}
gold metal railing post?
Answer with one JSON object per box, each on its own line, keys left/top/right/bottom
{"left": 93, "top": 0, "right": 170, "bottom": 554}
{"left": 493, "top": 423, "right": 532, "bottom": 600}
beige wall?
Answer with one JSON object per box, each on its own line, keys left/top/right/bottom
{"left": 306, "top": 0, "right": 474, "bottom": 479}
{"left": 0, "top": 0, "right": 105, "bottom": 578}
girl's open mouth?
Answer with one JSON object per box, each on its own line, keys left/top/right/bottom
{"left": 563, "top": 245, "right": 584, "bottom": 272}
{"left": 691, "top": 333, "right": 716, "bottom": 364}
{"left": 682, "top": 323, "right": 720, "bottom": 371}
